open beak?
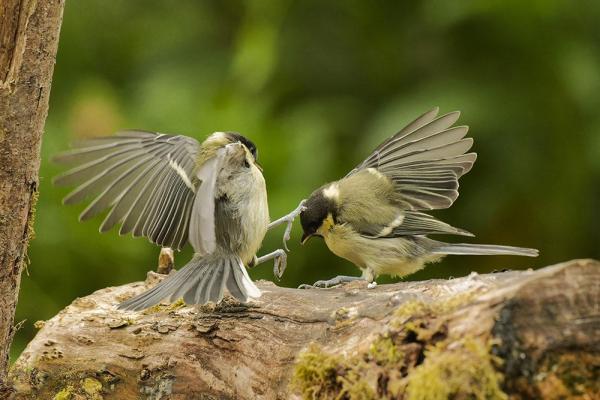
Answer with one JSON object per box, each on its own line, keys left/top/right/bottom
{"left": 254, "top": 161, "right": 263, "bottom": 172}
{"left": 301, "top": 232, "right": 314, "bottom": 245}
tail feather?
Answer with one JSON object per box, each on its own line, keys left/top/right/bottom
{"left": 209, "top": 265, "right": 228, "bottom": 303}
{"left": 117, "top": 262, "right": 196, "bottom": 311}
{"left": 235, "top": 261, "right": 262, "bottom": 298}
{"left": 118, "top": 255, "right": 261, "bottom": 311}
{"left": 432, "top": 243, "right": 539, "bottom": 257}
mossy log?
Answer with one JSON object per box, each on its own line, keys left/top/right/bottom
{"left": 9, "top": 259, "right": 599, "bottom": 399}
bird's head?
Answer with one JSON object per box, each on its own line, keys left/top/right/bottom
{"left": 300, "top": 186, "right": 337, "bottom": 244}
{"left": 199, "top": 131, "right": 260, "bottom": 170}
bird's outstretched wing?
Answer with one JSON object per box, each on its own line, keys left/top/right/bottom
{"left": 54, "top": 130, "right": 200, "bottom": 250}
{"left": 347, "top": 107, "right": 476, "bottom": 211}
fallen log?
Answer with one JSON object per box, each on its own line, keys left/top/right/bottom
{"left": 9, "top": 259, "right": 599, "bottom": 399}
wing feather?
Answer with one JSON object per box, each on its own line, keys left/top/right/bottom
{"left": 348, "top": 108, "right": 475, "bottom": 210}
{"left": 188, "top": 148, "right": 227, "bottom": 255}
{"left": 54, "top": 131, "right": 200, "bottom": 250}
{"left": 359, "top": 211, "right": 473, "bottom": 238}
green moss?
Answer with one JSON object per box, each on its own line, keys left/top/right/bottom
{"left": 143, "top": 298, "right": 186, "bottom": 314}
{"left": 292, "top": 289, "right": 505, "bottom": 399}
{"left": 406, "top": 337, "right": 507, "bottom": 400}
{"left": 393, "top": 300, "right": 428, "bottom": 322}
{"left": 369, "top": 336, "right": 403, "bottom": 366}
{"left": 27, "top": 189, "right": 39, "bottom": 242}
{"left": 82, "top": 377, "right": 103, "bottom": 399}
{"left": 338, "top": 366, "right": 377, "bottom": 400}
{"left": 394, "top": 292, "right": 478, "bottom": 323}
{"left": 291, "top": 344, "right": 342, "bottom": 399}
{"left": 291, "top": 343, "right": 387, "bottom": 400}
{"left": 53, "top": 386, "right": 74, "bottom": 400}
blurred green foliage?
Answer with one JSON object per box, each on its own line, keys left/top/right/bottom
{"left": 12, "top": 1, "right": 600, "bottom": 360}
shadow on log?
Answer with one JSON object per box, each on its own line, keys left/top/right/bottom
{"left": 9, "top": 259, "right": 599, "bottom": 399}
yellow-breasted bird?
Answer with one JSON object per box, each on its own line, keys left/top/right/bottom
{"left": 297, "top": 108, "right": 538, "bottom": 288}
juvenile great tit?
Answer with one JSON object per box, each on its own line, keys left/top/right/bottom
{"left": 297, "top": 108, "right": 538, "bottom": 288}
{"left": 55, "top": 131, "right": 293, "bottom": 310}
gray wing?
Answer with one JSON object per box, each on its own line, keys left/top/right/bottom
{"left": 356, "top": 210, "right": 474, "bottom": 239}
{"left": 347, "top": 108, "right": 476, "bottom": 210}
{"left": 54, "top": 130, "right": 200, "bottom": 250}
{"left": 188, "top": 148, "right": 226, "bottom": 255}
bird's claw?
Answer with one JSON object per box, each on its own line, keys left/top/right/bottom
{"left": 298, "top": 275, "right": 362, "bottom": 289}
{"left": 297, "top": 280, "right": 337, "bottom": 289}
{"left": 298, "top": 284, "right": 315, "bottom": 289}
{"left": 281, "top": 200, "right": 307, "bottom": 251}
{"left": 270, "top": 199, "right": 307, "bottom": 252}
{"left": 273, "top": 249, "right": 287, "bottom": 280}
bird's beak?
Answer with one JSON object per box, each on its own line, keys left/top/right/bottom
{"left": 255, "top": 161, "right": 263, "bottom": 172}
{"left": 301, "top": 232, "right": 313, "bottom": 245}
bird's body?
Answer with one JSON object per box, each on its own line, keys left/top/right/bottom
{"left": 322, "top": 223, "right": 443, "bottom": 281}
{"left": 300, "top": 108, "right": 538, "bottom": 285}
{"left": 212, "top": 142, "right": 269, "bottom": 264}
{"left": 55, "top": 131, "right": 269, "bottom": 309}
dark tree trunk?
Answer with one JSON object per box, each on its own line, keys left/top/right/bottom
{"left": 9, "top": 259, "right": 599, "bottom": 399}
{"left": 0, "top": 0, "right": 64, "bottom": 396}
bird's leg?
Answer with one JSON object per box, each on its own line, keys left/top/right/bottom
{"left": 298, "top": 275, "right": 363, "bottom": 289}
{"left": 268, "top": 199, "right": 307, "bottom": 251}
{"left": 249, "top": 249, "right": 287, "bottom": 280}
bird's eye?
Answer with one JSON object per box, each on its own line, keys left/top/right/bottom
{"left": 243, "top": 159, "right": 250, "bottom": 168}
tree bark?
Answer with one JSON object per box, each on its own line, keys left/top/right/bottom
{"left": 0, "top": 0, "right": 64, "bottom": 396}
{"left": 9, "top": 259, "right": 599, "bottom": 399}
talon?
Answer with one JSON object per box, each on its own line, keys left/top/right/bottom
{"left": 270, "top": 199, "right": 307, "bottom": 253}
{"left": 273, "top": 250, "right": 287, "bottom": 280}
{"left": 303, "top": 275, "right": 362, "bottom": 289}
{"left": 283, "top": 231, "right": 291, "bottom": 252}
{"left": 298, "top": 284, "right": 314, "bottom": 289}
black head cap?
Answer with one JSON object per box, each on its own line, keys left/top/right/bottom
{"left": 225, "top": 132, "right": 258, "bottom": 161}
{"left": 300, "top": 188, "right": 334, "bottom": 244}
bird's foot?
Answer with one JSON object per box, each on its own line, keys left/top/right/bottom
{"left": 268, "top": 199, "right": 307, "bottom": 251}
{"left": 253, "top": 249, "right": 287, "bottom": 279}
{"left": 298, "top": 275, "right": 363, "bottom": 289}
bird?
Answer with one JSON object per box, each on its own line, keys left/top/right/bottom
{"left": 54, "top": 130, "right": 295, "bottom": 310}
{"left": 297, "top": 108, "right": 538, "bottom": 288}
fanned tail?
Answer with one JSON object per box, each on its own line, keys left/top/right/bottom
{"left": 118, "top": 254, "right": 261, "bottom": 311}
{"left": 432, "top": 243, "right": 538, "bottom": 257}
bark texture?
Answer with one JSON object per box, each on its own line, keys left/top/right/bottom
{"left": 0, "top": 0, "right": 64, "bottom": 395}
{"left": 9, "top": 259, "right": 599, "bottom": 399}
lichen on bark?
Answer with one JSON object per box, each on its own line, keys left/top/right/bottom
{"left": 0, "top": 0, "right": 65, "bottom": 395}
{"left": 9, "top": 259, "right": 599, "bottom": 399}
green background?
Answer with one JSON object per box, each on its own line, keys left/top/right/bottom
{"left": 12, "top": 1, "right": 600, "bottom": 360}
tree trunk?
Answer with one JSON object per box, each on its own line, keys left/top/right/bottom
{"left": 0, "top": 0, "right": 64, "bottom": 396}
{"left": 9, "top": 259, "right": 599, "bottom": 399}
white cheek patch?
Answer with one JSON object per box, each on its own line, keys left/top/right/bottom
{"left": 378, "top": 213, "right": 405, "bottom": 237}
{"left": 323, "top": 183, "right": 340, "bottom": 201}
{"left": 168, "top": 155, "right": 195, "bottom": 191}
